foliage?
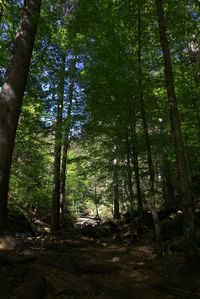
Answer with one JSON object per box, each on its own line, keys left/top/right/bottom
{"left": 0, "top": 0, "right": 200, "bottom": 221}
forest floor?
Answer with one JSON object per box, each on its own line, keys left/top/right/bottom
{"left": 1, "top": 217, "right": 200, "bottom": 299}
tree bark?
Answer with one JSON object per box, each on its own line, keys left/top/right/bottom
{"left": 125, "top": 128, "right": 135, "bottom": 239}
{"left": 94, "top": 184, "right": 100, "bottom": 218}
{"left": 156, "top": 0, "right": 198, "bottom": 262}
{"left": 130, "top": 117, "right": 144, "bottom": 216}
{"left": 60, "top": 57, "right": 76, "bottom": 227}
{"left": 51, "top": 54, "right": 66, "bottom": 232}
{"left": 0, "top": 0, "right": 42, "bottom": 224}
{"left": 113, "top": 160, "right": 120, "bottom": 220}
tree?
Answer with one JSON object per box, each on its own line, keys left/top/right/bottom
{"left": 155, "top": 0, "right": 198, "bottom": 263}
{"left": 0, "top": 0, "right": 42, "bottom": 224}
{"left": 51, "top": 53, "right": 66, "bottom": 232}
{"left": 60, "top": 55, "right": 76, "bottom": 226}
{"left": 113, "top": 157, "right": 120, "bottom": 220}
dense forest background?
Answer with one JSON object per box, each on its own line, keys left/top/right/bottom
{"left": 0, "top": 0, "right": 200, "bottom": 265}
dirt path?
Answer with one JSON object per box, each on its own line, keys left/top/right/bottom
{"left": 1, "top": 231, "right": 200, "bottom": 299}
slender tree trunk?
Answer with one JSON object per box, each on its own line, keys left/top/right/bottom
{"left": 94, "top": 183, "right": 99, "bottom": 218}
{"left": 113, "top": 160, "right": 120, "bottom": 220}
{"left": 0, "top": 0, "right": 42, "bottom": 224}
{"left": 125, "top": 128, "right": 135, "bottom": 239}
{"left": 137, "top": 2, "right": 160, "bottom": 249}
{"left": 122, "top": 179, "right": 127, "bottom": 211}
{"left": 130, "top": 118, "right": 144, "bottom": 216}
{"left": 156, "top": 0, "right": 198, "bottom": 263}
{"left": 51, "top": 54, "right": 66, "bottom": 232}
{"left": 60, "top": 58, "right": 76, "bottom": 227}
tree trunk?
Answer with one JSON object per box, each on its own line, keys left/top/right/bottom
{"left": 125, "top": 128, "right": 135, "bottom": 239}
{"left": 113, "top": 160, "right": 120, "bottom": 220}
{"left": 130, "top": 118, "right": 144, "bottom": 216}
{"left": 60, "top": 57, "right": 76, "bottom": 227}
{"left": 94, "top": 183, "right": 99, "bottom": 218}
{"left": 0, "top": 0, "right": 42, "bottom": 224}
{"left": 51, "top": 54, "right": 66, "bottom": 232}
{"left": 137, "top": 2, "right": 160, "bottom": 249}
{"left": 156, "top": 0, "right": 198, "bottom": 263}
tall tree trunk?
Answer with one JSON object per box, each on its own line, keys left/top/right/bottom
{"left": 130, "top": 117, "right": 144, "bottom": 216}
{"left": 51, "top": 54, "right": 66, "bottom": 232}
{"left": 122, "top": 178, "right": 128, "bottom": 211}
{"left": 113, "top": 160, "right": 120, "bottom": 220}
{"left": 60, "top": 57, "right": 76, "bottom": 227}
{"left": 0, "top": 0, "right": 42, "bottom": 224}
{"left": 125, "top": 128, "right": 135, "bottom": 239}
{"left": 156, "top": 0, "right": 198, "bottom": 262}
{"left": 137, "top": 2, "right": 160, "bottom": 249}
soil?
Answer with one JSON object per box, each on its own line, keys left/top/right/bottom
{"left": 1, "top": 217, "right": 200, "bottom": 299}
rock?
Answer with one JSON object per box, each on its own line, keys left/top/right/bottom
{"left": 8, "top": 209, "right": 36, "bottom": 237}
{"left": 160, "top": 213, "right": 183, "bottom": 241}
{"left": 81, "top": 225, "right": 97, "bottom": 238}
